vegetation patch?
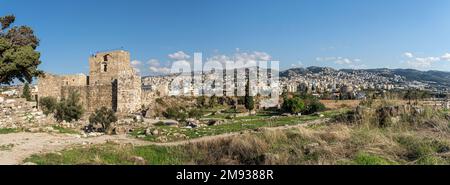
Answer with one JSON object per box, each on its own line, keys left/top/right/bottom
{"left": 25, "top": 143, "right": 188, "bottom": 165}
{"left": 0, "top": 128, "right": 19, "bottom": 134}
{"left": 0, "top": 143, "right": 14, "bottom": 151}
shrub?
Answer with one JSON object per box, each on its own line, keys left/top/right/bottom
{"left": 282, "top": 97, "right": 305, "bottom": 114}
{"left": 209, "top": 95, "right": 218, "bottom": 108}
{"left": 39, "top": 96, "right": 57, "bottom": 115}
{"left": 54, "top": 91, "right": 84, "bottom": 122}
{"left": 22, "top": 83, "right": 32, "bottom": 101}
{"left": 304, "top": 100, "right": 326, "bottom": 114}
{"left": 163, "top": 107, "right": 188, "bottom": 121}
{"left": 196, "top": 96, "right": 206, "bottom": 107}
{"left": 89, "top": 107, "right": 117, "bottom": 132}
{"left": 188, "top": 108, "right": 203, "bottom": 119}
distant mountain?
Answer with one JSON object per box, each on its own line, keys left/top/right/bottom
{"left": 281, "top": 66, "right": 450, "bottom": 87}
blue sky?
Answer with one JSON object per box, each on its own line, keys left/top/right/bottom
{"left": 2, "top": 0, "right": 450, "bottom": 75}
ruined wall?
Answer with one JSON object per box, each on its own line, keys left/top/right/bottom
{"left": 60, "top": 85, "right": 113, "bottom": 112}
{"left": 38, "top": 50, "right": 143, "bottom": 114}
{"left": 117, "top": 69, "right": 141, "bottom": 113}
{"left": 38, "top": 73, "right": 63, "bottom": 100}
{"left": 38, "top": 73, "right": 87, "bottom": 100}
{"left": 61, "top": 74, "right": 88, "bottom": 86}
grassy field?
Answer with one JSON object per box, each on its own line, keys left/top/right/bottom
{"left": 51, "top": 125, "right": 80, "bottom": 134}
{"left": 25, "top": 142, "right": 188, "bottom": 165}
{"left": 25, "top": 121, "right": 450, "bottom": 165}
{"left": 131, "top": 109, "right": 347, "bottom": 142}
{"left": 25, "top": 100, "right": 450, "bottom": 165}
{"left": 0, "top": 128, "right": 19, "bottom": 134}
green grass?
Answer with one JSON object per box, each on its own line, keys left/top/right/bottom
{"left": 25, "top": 143, "right": 188, "bottom": 165}
{"left": 0, "top": 128, "right": 19, "bottom": 134}
{"left": 353, "top": 152, "right": 397, "bottom": 165}
{"left": 52, "top": 126, "right": 80, "bottom": 134}
{"left": 132, "top": 109, "right": 345, "bottom": 142}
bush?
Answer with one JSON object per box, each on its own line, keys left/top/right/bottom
{"left": 196, "top": 96, "right": 206, "bottom": 107}
{"left": 54, "top": 91, "right": 84, "bottom": 122}
{"left": 163, "top": 107, "right": 188, "bottom": 121}
{"left": 282, "top": 97, "right": 305, "bottom": 114}
{"left": 22, "top": 83, "right": 32, "bottom": 101}
{"left": 39, "top": 96, "right": 57, "bottom": 115}
{"left": 209, "top": 95, "right": 218, "bottom": 108}
{"left": 89, "top": 107, "right": 117, "bottom": 132}
{"left": 304, "top": 100, "right": 326, "bottom": 114}
{"left": 188, "top": 108, "right": 203, "bottom": 119}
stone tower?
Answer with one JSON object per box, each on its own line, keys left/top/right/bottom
{"left": 88, "top": 50, "right": 141, "bottom": 113}
{"left": 89, "top": 50, "right": 131, "bottom": 86}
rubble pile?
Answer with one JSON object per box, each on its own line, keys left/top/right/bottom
{"left": 0, "top": 98, "right": 54, "bottom": 129}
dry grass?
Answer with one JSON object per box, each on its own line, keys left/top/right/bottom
{"left": 178, "top": 100, "right": 450, "bottom": 165}
{"left": 321, "top": 100, "right": 360, "bottom": 110}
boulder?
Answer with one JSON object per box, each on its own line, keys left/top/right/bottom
{"left": 113, "top": 126, "right": 128, "bottom": 135}
{"left": 144, "top": 127, "right": 159, "bottom": 136}
{"left": 186, "top": 118, "right": 200, "bottom": 128}
{"left": 130, "top": 156, "right": 147, "bottom": 165}
{"left": 207, "top": 119, "right": 223, "bottom": 126}
{"left": 162, "top": 120, "right": 179, "bottom": 127}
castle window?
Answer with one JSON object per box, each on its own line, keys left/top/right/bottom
{"left": 101, "top": 62, "right": 108, "bottom": 72}
{"left": 103, "top": 54, "right": 109, "bottom": 61}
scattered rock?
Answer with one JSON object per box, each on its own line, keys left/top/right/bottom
{"left": 144, "top": 127, "right": 159, "bottom": 136}
{"left": 130, "top": 156, "right": 147, "bottom": 165}
{"left": 113, "top": 126, "right": 128, "bottom": 135}
{"left": 207, "top": 120, "right": 223, "bottom": 126}
{"left": 186, "top": 118, "right": 199, "bottom": 128}
{"left": 152, "top": 129, "right": 160, "bottom": 136}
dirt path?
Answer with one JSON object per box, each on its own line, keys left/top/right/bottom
{"left": 0, "top": 118, "right": 329, "bottom": 165}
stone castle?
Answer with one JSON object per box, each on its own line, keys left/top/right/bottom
{"left": 38, "top": 50, "right": 142, "bottom": 114}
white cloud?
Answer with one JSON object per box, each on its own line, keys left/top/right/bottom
{"left": 402, "top": 52, "right": 450, "bottom": 68}
{"left": 316, "top": 56, "right": 360, "bottom": 65}
{"left": 168, "top": 51, "right": 190, "bottom": 60}
{"left": 441, "top": 53, "right": 450, "bottom": 61}
{"left": 403, "top": 52, "right": 414, "bottom": 58}
{"left": 147, "top": 59, "right": 160, "bottom": 67}
{"left": 205, "top": 51, "right": 273, "bottom": 69}
{"left": 315, "top": 56, "right": 365, "bottom": 69}
{"left": 131, "top": 60, "right": 142, "bottom": 66}
{"left": 406, "top": 57, "right": 440, "bottom": 68}
{"left": 334, "top": 57, "right": 353, "bottom": 65}
{"left": 149, "top": 66, "right": 171, "bottom": 74}
{"left": 291, "top": 61, "right": 303, "bottom": 68}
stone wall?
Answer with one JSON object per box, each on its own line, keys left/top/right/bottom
{"left": 38, "top": 73, "right": 87, "bottom": 100}
{"left": 117, "top": 69, "right": 141, "bottom": 113}
{"left": 89, "top": 50, "right": 131, "bottom": 86}
{"left": 0, "top": 98, "right": 48, "bottom": 128}
{"left": 37, "top": 50, "right": 143, "bottom": 115}
{"left": 60, "top": 85, "right": 113, "bottom": 112}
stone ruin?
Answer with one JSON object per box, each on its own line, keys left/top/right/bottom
{"left": 37, "top": 50, "right": 142, "bottom": 115}
{"left": 0, "top": 97, "right": 51, "bottom": 129}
